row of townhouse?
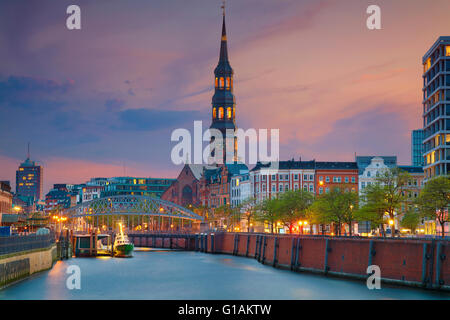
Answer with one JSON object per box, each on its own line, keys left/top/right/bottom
{"left": 242, "top": 160, "right": 359, "bottom": 204}
{"left": 163, "top": 157, "right": 426, "bottom": 235}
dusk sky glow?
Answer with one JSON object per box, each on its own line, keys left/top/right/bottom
{"left": 1, "top": 0, "right": 450, "bottom": 193}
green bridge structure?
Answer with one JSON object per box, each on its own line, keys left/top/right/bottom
{"left": 62, "top": 195, "right": 204, "bottom": 232}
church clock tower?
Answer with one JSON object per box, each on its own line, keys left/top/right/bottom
{"left": 210, "top": 4, "right": 237, "bottom": 164}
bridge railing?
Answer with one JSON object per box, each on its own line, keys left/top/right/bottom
{"left": 0, "top": 232, "right": 56, "bottom": 256}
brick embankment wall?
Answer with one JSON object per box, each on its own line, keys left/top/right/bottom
{"left": 129, "top": 232, "right": 449, "bottom": 291}
{"left": 207, "top": 233, "right": 449, "bottom": 292}
{"left": 0, "top": 245, "right": 57, "bottom": 289}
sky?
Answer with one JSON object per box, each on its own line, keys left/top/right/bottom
{"left": 0, "top": 0, "right": 450, "bottom": 194}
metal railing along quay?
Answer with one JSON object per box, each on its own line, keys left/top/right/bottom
{"left": 0, "top": 233, "right": 55, "bottom": 256}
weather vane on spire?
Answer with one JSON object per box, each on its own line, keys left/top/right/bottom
{"left": 221, "top": 0, "right": 226, "bottom": 16}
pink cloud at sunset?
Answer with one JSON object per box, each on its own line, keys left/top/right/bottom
{"left": 1, "top": 0, "right": 450, "bottom": 188}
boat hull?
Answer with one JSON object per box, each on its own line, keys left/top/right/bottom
{"left": 115, "top": 243, "right": 134, "bottom": 257}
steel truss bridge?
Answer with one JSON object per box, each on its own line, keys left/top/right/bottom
{"left": 62, "top": 195, "right": 204, "bottom": 232}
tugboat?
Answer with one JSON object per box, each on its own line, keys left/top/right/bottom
{"left": 114, "top": 222, "right": 134, "bottom": 257}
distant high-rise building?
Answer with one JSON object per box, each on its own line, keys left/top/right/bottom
{"left": 101, "top": 177, "right": 175, "bottom": 198}
{"left": 15, "top": 147, "right": 43, "bottom": 202}
{"left": 422, "top": 36, "right": 450, "bottom": 179}
{"left": 411, "top": 129, "right": 424, "bottom": 167}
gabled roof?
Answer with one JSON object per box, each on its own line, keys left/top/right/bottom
{"left": 355, "top": 156, "right": 397, "bottom": 174}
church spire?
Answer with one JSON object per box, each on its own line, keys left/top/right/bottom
{"left": 219, "top": 1, "right": 228, "bottom": 63}
{"left": 210, "top": 1, "right": 237, "bottom": 164}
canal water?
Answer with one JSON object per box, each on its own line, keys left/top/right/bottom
{"left": 1, "top": 249, "right": 449, "bottom": 300}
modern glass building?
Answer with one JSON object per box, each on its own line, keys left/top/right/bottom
{"left": 422, "top": 36, "right": 450, "bottom": 179}
{"left": 15, "top": 157, "right": 43, "bottom": 202}
{"left": 411, "top": 129, "right": 424, "bottom": 167}
{"left": 101, "top": 177, "right": 175, "bottom": 198}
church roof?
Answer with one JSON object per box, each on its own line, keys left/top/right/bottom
{"left": 187, "top": 164, "right": 217, "bottom": 180}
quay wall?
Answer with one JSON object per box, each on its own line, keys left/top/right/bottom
{"left": 130, "top": 232, "right": 449, "bottom": 291}
{"left": 0, "top": 245, "right": 57, "bottom": 289}
{"left": 211, "top": 233, "right": 449, "bottom": 291}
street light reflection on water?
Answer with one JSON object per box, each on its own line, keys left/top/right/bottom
{"left": 0, "top": 250, "right": 449, "bottom": 300}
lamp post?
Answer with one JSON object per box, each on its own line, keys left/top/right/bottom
{"left": 298, "top": 220, "right": 303, "bottom": 234}
{"left": 389, "top": 219, "right": 395, "bottom": 237}
{"left": 349, "top": 205, "right": 354, "bottom": 236}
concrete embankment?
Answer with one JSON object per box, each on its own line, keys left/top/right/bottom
{"left": 0, "top": 245, "right": 57, "bottom": 289}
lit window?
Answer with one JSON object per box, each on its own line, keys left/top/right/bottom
{"left": 219, "top": 107, "right": 224, "bottom": 119}
{"left": 215, "top": 77, "right": 218, "bottom": 88}
{"left": 446, "top": 46, "right": 450, "bottom": 57}
{"left": 213, "top": 108, "right": 217, "bottom": 119}
{"left": 226, "top": 77, "right": 230, "bottom": 89}
{"left": 227, "top": 107, "right": 232, "bottom": 119}
{"left": 220, "top": 77, "right": 225, "bottom": 88}
{"left": 424, "top": 58, "right": 431, "bottom": 73}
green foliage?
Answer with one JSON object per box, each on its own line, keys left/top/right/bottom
{"left": 416, "top": 175, "right": 450, "bottom": 237}
{"left": 239, "top": 197, "right": 258, "bottom": 232}
{"left": 356, "top": 183, "right": 387, "bottom": 229}
{"left": 312, "top": 187, "right": 358, "bottom": 235}
{"left": 214, "top": 204, "right": 241, "bottom": 229}
{"left": 356, "top": 168, "right": 411, "bottom": 237}
{"left": 400, "top": 209, "right": 421, "bottom": 232}
{"left": 255, "top": 197, "right": 281, "bottom": 233}
{"left": 276, "top": 190, "right": 314, "bottom": 233}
